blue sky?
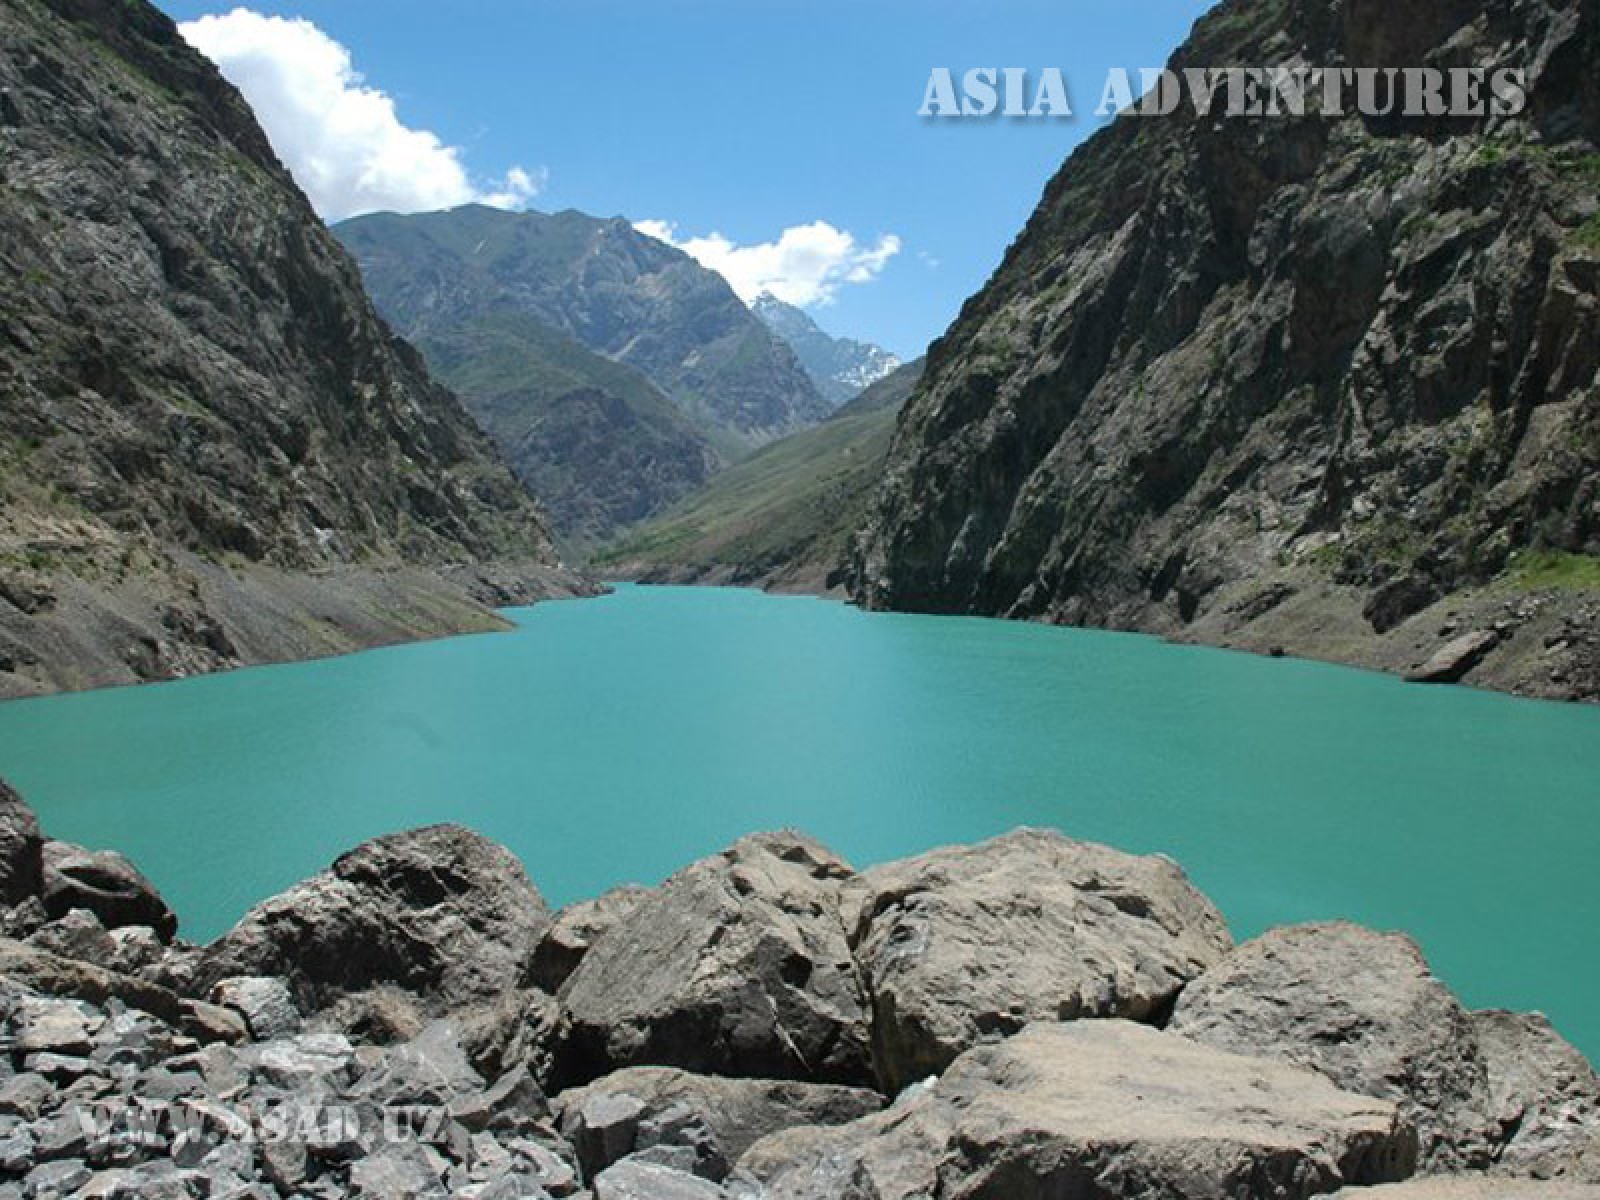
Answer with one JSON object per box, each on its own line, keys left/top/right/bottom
{"left": 156, "top": 0, "right": 1214, "bottom": 358}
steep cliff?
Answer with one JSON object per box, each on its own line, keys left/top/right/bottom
{"left": 850, "top": 0, "right": 1600, "bottom": 699}
{"left": 0, "top": 0, "right": 580, "bottom": 697}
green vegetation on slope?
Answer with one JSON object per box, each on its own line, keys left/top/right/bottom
{"left": 596, "top": 360, "right": 923, "bottom": 586}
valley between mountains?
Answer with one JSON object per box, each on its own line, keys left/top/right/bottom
{"left": 0, "top": 0, "right": 1596, "bottom": 704}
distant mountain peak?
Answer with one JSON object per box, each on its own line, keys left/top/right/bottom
{"left": 752, "top": 293, "right": 902, "bottom": 409}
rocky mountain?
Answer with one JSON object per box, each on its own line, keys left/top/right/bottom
{"left": 0, "top": 0, "right": 586, "bottom": 698}
{"left": 848, "top": 0, "right": 1600, "bottom": 701}
{"left": 1, "top": 778, "right": 1597, "bottom": 1196}
{"left": 334, "top": 207, "right": 831, "bottom": 461}
{"left": 600, "top": 359, "right": 923, "bottom": 590}
{"left": 752, "top": 293, "right": 903, "bottom": 408}
{"left": 410, "top": 311, "right": 719, "bottom": 552}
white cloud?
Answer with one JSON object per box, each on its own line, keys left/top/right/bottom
{"left": 179, "top": 9, "right": 541, "bottom": 222}
{"left": 634, "top": 219, "right": 902, "bottom": 307}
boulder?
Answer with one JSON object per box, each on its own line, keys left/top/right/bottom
{"left": 40, "top": 841, "right": 177, "bottom": 941}
{"left": 208, "top": 976, "right": 302, "bottom": 1041}
{"left": 594, "top": 1157, "right": 730, "bottom": 1199}
{"left": 1474, "top": 1010, "right": 1600, "bottom": 1182}
{"left": 0, "top": 780, "right": 43, "bottom": 905}
{"left": 0, "top": 938, "right": 245, "bottom": 1044}
{"left": 1407, "top": 631, "right": 1500, "bottom": 684}
{"left": 844, "top": 828, "right": 1233, "bottom": 1092}
{"left": 1169, "top": 922, "right": 1500, "bottom": 1170}
{"left": 193, "top": 825, "right": 551, "bottom": 1018}
{"left": 555, "top": 833, "right": 873, "bottom": 1088}
{"left": 739, "top": 1020, "right": 1417, "bottom": 1199}
{"left": 529, "top": 885, "right": 651, "bottom": 993}
{"left": 554, "top": 1066, "right": 883, "bottom": 1178}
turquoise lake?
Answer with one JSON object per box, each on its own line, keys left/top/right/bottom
{"left": 1, "top": 584, "right": 1597, "bottom": 1057}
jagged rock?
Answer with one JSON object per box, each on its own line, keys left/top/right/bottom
{"left": 456, "top": 988, "right": 563, "bottom": 1083}
{"left": 0, "top": 938, "right": 244, "bottom": 1044}
{"left": 0, "top": 781, "right": 43, "bottom": 905}
{"left": 530, "top": 886, "right": 651, "bottom": 993}
{"left": 40, "top": 842, "right": 178, "bottom": 942}
{"left": 193, "top": 825, "right": 551, "bottom": 1019}
{"left": 208, "top": 976, "right": 302, "bottom": 1041}
{"left": 1170, "top": 922, "right": 1500, "bottom": 1170}
{"left": 844, "top": 828, "right": 1233, "bottom": 1091}
{"left": 1475, "top": 1010, "right": 1600, "bottom": 1182}
{"left": 25, "top": 908, "right": 117, "bottom": 963}
{"left": 555, "top": 833, "right": 873, "bottom": 1088}
{"left": 739, "top": 1020, "right": 1417, "bottom": 1199}
{"left": 1407, "top": 632, "right": 1502, "bottom": 685}
{"left": 593, "top": 1157, "right": 730, "bottom": 1200}
{"left": 555, "top": 1066, "right": 883, "bottom": 1173}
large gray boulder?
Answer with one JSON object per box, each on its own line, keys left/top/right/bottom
{"left": 739, "top": 1020, "right": 1417, "bottom": 1199}
{"left": 555, "top": 1065, "right": 883, "bottom": 1179}
{"left": 529, "top": 884, "right": 651, "bottom": 993}
{"left": 556, "top": 833, "right": 872, "bottom": 1088}
{"left": 193, "top": 825, "right": 550, "bottom": 1020}
{"left": 1169, "top": 922, "right": 1500, "bottom": 1171}
{"left": 844, "top": 828, "right": 1233, "bottom": 1092}
{"left": 1475, "top": 1009, "right": 1600, "bottom": 1182}
{"left": 0, "top": 780, "right": 43, "bottom": 905}
{"left": 40, "top": 841, "right": 177, "bottom": 941}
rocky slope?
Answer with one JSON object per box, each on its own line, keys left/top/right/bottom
{"left": 415, "top": 312, "right": 719, "bottom": 553}
{"left": 0, "top": 0, "right": 588, "bottom": 699}
{"left": 848, "top": 0, "right": 1600, "bottom": 701}
{"left": 599, "top": 360, "right": 923, "bottom": 590}
{"left": 751, "top": 294, "right": 902, "bottom": 409}
{"left": 334, "top": 207, "right": 829, "bottom": 462}
{"left": 0, "top": 779, "right": 1596, "bottom": 1198}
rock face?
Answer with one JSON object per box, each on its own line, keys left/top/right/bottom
{"left": 0, "top": 0, "right": 576, "bottom": 699}
{"left": 740, "top": 1020, "right": 1418, "bottom": 1199}
{"left": 752, "top": 293, "right": 903, "bottom": 409}
{"left": 1170, "top": 922, "right": 1502, "bottom": 1169}
{"left": 1475, "top": 1009, "right": 1600, "bottom": 1180}
{"left": 848, "top": 0, "right": 1600, "bottom": 702}
{"left": 529, "top": 885, "right": 652, "bottom": 994}
{"left": 555, "top": 833, "right": 874, "bottom": 1089}
{"left": 39, "top": 841, "right": 178, "bottom": 941}
{"left": 193, "top": 825, "right": 551, "bottom": 1021}
{"left": 0, "top": 781, "right": 43, "bottom": 905}
{"left": 844, "top": 828, "right": 1233, "bottom": 1093}
{"left": 555, "top": 1065, "right": 882, "bottom": 1175}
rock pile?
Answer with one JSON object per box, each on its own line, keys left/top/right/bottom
{"left": 0, "top": 781, "right": 1596, "bottom": 1199}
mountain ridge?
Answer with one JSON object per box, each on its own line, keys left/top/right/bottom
{"left": 752, "top": 293, "right": 903, "bottom": 409}
{"left": 0, "top": 0, "right": 589, "bottom": 698}
{"left": 846, "top": 0, "right": 1600, "bottom": 701}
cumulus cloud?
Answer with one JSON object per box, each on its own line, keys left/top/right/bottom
{"left": 179, "top": 9, "right": 541, "bottom": 222}
{"left": 634, "top": 219, "right": 902, "bottom": 307}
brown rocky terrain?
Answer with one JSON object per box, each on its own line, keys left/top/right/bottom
{"left": 848, "top": 0, "right": 1600, "bottom": 701}
{"left": 0, "top": 0, "right": 589, "bottom": 699}
{"left": 0, "top": 778, "right": 1596, "bottom": 1197}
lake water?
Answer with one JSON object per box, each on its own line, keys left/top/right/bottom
{"left": 1, "top": 584, "right": 1597, "bottom": 1057}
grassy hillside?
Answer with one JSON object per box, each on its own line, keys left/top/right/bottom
{"left": 596, "top": 360, "right": 923, "bottom": 588}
